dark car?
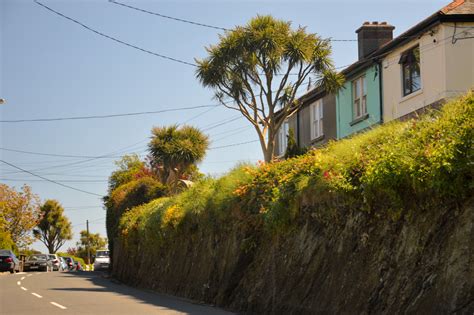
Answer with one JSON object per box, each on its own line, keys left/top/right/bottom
{"left": 63, "top": 257, "right": 75, "bottom": 271}
{"left": 23, "top": 254, "right": 53, "bottom": 272}
{"left": 0, "top": 249, "right": 20, "bottom": 274}
{"left": 74, "top": 260, "right": 83, "bottom": 271}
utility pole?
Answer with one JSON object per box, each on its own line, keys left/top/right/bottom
{"left": 86, "top": 220, "right": 91, "bottom": 266}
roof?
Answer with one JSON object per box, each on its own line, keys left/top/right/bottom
{"left": 278, "top": 0, "right": 474, "bottom": 117}
{"left": 340, "top": 0, "right": 474, "bottom": 76}
{"left": 442, "top": 0, "right": 474, "bottom": 14}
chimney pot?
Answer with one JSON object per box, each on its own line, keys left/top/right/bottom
{"left": 356, "top": 22, "right": 395, "bottom": 60}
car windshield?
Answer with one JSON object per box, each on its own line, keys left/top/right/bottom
{"left": 96, "top": 251, "right": 109, "bottom": 258}
{"left": 28, "top": 254, "right": 47, "bottom": 261}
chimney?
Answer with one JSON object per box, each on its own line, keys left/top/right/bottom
{"left": 356, "top": 21, "right": 395, "bottom": 60}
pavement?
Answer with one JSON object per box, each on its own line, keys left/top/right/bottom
{"left": 0, "top": 270, "right": 234, "bottom": 315}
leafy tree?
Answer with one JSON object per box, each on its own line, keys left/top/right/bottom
{"left": 148, "top": 125, "right": 209, "bottom": 187}
{"left": 196, "top": 15, "right": 343, "bottom": 162}
{"left": 108, "top": 154, "right": 151, "bottom": 193}
{"left": 0, "top": 184, "right": 41, "bottom": 248}
{"left": 284, "top": 128, "right": 307, "bottom": 159}
{"left": 76, "top": 230, "right": 107, "bottom": 263}
{"left": 33, "top": 200, "right": 73, "bottom": 254}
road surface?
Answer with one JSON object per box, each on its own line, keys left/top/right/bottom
{"left": 0, "top": 271, "right": 234, "bottom": 314}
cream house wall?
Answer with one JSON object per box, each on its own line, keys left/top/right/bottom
{"left": 445, "top": 22, "right": 474, "bottom": 97}
{"left": 382, "top": 22, "right": 474, "bottom": 122}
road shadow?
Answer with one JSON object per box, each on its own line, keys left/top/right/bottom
{"left": 55, "top": 271, "right": 234, "bottom": 315}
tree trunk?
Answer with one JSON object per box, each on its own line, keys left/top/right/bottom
{"left": 263, "top": 137, "right": 275, "bottom": 163}
{"left": 48, "top": 243, "right": 55, "bottom": 254}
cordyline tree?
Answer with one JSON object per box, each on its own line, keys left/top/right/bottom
{"left": 76, "top": 230, "right": 107, "bottom": 263}
{"left": 33, "top": 200, "right": 73, "bottom": 254}
{"left": 0, "top": 184, "right": 41, "bottom": 248}
{"left": 148, "top": 125, "right": 209, "bottom": 187}
{"left": 196, "top": 15, "right": 343, "bottom": 162}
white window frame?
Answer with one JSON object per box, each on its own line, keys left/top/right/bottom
{"left": 278, "top": 120, "right": 289, "bottom": 156}
{"left": 310, "top": 99, "right": 324, "bottom": 140}
{"left": 352, "top": 75, "right": 367, "bottom": 119}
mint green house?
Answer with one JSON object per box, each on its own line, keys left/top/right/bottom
{"left": 336, "top": 62, "right": 382, "bottom": 139}
{"left": 335, "top": 21, "right": 395, "bottom": 139}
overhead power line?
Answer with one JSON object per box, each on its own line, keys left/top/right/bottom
{"left": 0, "top": 104, "right": 219, "bottom": 123}
{"left": 109, "top": 0, "right": 228, "bottom": 31}
{"left": 0, "top": 178, "right": 107, "bottom": 183}
{"left": 0, "top": 159, "right": 103, "bottom": 197}
{"left": 108, "top": 0, "right": 359, "bottom": 42}
{"left": 209, "top": 139, "right": 259, "bottom": 150}
{"left": 33, "top": 0, "right": 197, "bottom": 66}
{"left": 0, "top": 147, "right": 123, "bottom": 159}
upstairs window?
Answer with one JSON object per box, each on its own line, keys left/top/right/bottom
{"left": 352, "top": 76, "right": 367, "bottom": 119}
{"left": 400, "top": 45, "right": 421, "bottom": 96}
{"left": 278, "top": 120, "right": 289, "bottom": 156}
{"left": 310, "top": 99, "right": 323, "bottom": 140}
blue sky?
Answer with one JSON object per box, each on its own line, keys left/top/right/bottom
{"left": 1, "top": 0, "right": 446, "bottom": 252}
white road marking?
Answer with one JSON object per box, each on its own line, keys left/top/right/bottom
{"left": 50, "top": 302, "right": 67, "bottom": 310}
{"left": 17, "top": 281, "right": 21, "bottom": 285}
{"left": 16, "top": 272, "right": 27, "bottom": 275}
{"left": 21, "top": 276, "right": 25, "bottom": 280}
{"left": 31, "top": 292, "right": 42, "bottom": 298}
{"left": 21, "top": 287, "right": 27, "bottom": 291}
{"left": 27, "top": 274, "right": 33, "bottom": 277}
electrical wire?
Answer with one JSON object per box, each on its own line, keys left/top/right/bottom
{"left": 33, "top": 0, "right": 197, "bottom": 67}
{"left": 0, "top": 159, "right": 103, "bottom": 197}
{"left": 0, "top": 147, "right": 123, "bottom": 159}
{"left": 201, "top": 116, "right": 243, "bottom": 132}
{"left": 0, "top": 178, "right": 107, "bottom": 183}
{"left": 109, "top": 0, "right": 227, "bottom": 31}
{"left": 108, "top": 0, "right": 362, "bottom": 42}
{"left": 209, "top": 139, "right": 259, "bottom": 150}
{"left": 0, "top": 104, "right": 219, "bottom": 123}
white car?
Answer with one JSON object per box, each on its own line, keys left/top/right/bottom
{"left": 48, "top": 254, "right": 61, "bottom": 271}
{"left": 93, "top": 250, "right": 110, "bottom": 271}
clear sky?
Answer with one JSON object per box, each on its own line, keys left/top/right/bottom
{"left": 1, "top": 0, "right": 446, "bottom": 252}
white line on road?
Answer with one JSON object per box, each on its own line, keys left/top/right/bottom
{"left": 27, "top": 274, "right": 33, "bottom": 277}
{"left": 21, "top": 287, "right": 27, "bottom": 291}
{"left": 17, "top": 281, "right": 21, "bottom": 285}
{"left": 31, "top": 292, "right": 43, "bottom": 298}
{"left": 21, "top": 276, "right": 25, "bottom": 280}
{"left": 50, "top": 302, "right": 67, "bottom": 310}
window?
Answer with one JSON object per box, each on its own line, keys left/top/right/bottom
{"left": 278, "top": 120, "right": 289, "bottom": 156}
{"left": 310, "top": 99, "right": 324, "bottom": 140}
{"left": 352, "top": 76, "right": 367, "bottom": 119}
{"left": 400, "top": 45, "right": 421, "bottom": 96}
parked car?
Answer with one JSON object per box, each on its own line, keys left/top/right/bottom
{"left": 63, "top": 257, "right": 75, "bottom": 271}
{"left": 48, "top": 254, "right": 61, "bottom": 271}
{"left": 75, "top": 260, "right": 83, "bottom": 271}
{"left": 58, "top": 257, "right": 68, "bottom": 271}
{"left": 93, "top": 249, "right": 110, "bottom": 271}
{"left": 0, "top": 249, "right": 20, "bottom": 274}
{"left": 23, "top": 254, "right": 53, "bottom": 272}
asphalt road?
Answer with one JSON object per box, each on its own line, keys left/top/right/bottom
{"left": 0, "top": 271, "right": 234, "bottom": 315}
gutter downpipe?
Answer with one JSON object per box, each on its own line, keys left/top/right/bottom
{"left": 296, "top": 108, "right": 300, "bottom": 147}
{"left": 378, "top": 61, "right": 384, "bottom": 125}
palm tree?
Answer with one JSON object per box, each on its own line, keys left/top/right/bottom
{"left": 196, "top": 15, "right": 343, "bottom": 162}
{"left": 148, "top": 125, "right": 209, "bottom": 188}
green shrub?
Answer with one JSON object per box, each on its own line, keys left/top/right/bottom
{"left": 118, "top": 92, "right": 473, "bottom": 244}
